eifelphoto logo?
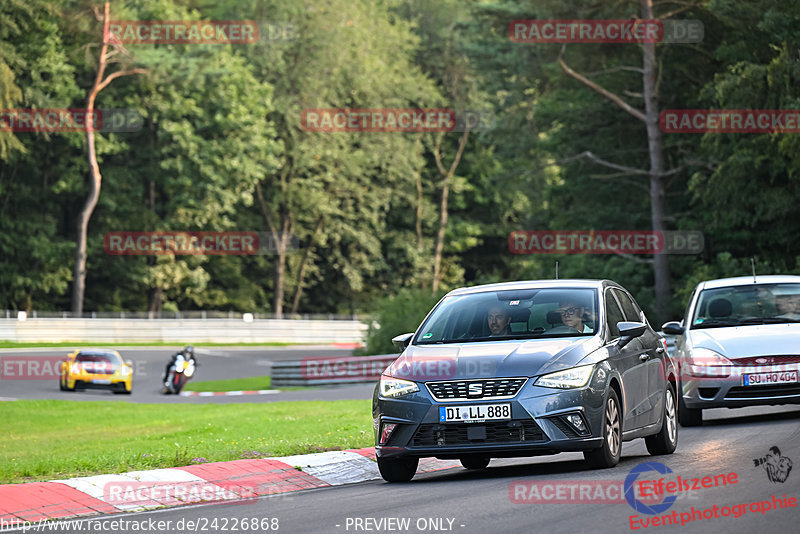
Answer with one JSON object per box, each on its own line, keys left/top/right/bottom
{"left": 509, "top": 19, "right": 703, "bottom": 44}
{"left": 508, "top": 230, "right": 703, "bottom": 255}
{"left": 103, "top": 231, "right": 297, "bottom": 256}
{"left": 107, "top": 20, "right": 259, "bottom": 44}
{"left": 753, "top": 446, "right": 793, "bottom": 483}
{"left": 0, "top": 108, "right": 143, "bottom": 133}
{"left": 661, "top": 109, "right": 800, "bottom": 133}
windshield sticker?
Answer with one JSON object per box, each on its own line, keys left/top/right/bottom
{"left": 510, "top": 300, "right": 520, "bottom": 306}
{"left": 422, "top": 333, "right": 433, "bottom": 339}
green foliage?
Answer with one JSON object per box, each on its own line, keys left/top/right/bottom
{"left": 362, "top": 288, "right": 445, "bottom": 355}
{"left": 0, "top": 0, "right": 798, "bottom": 323}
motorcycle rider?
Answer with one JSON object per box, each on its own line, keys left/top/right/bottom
{"left": 163, "top": 345, "right": 197, "bottom": 386}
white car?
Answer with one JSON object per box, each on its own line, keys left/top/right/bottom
{"left": 663, "top": 275, "right": 800, "bottom": 426}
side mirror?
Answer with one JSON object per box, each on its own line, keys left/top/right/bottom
{"left": 617, "top": 321, "right": 646, "bottom": 349}
{"left": 391, "top": 333, "right": 414, "bottom": 352}
{"left": 125, "top": 360, "right": 134, "bottom": 367}
{"left": 661, "top": 321, "right": 684, "bottom": 336}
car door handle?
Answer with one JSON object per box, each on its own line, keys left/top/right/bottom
{"left": 639, "top": 354, "right": 649, "bottom": 361}
{"left": 656, "top": 347, "right": 665, "bottom": 354}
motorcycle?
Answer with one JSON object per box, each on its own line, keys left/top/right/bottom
{"left": 162, "top": 353, "right": 196, "bottom": 394}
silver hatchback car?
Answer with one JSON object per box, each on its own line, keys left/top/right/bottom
{"left": 373, "top": 279, "right": 678, "bottom": 482}
{"left": 663, "top": 275, "right": 800, "bottom": 426}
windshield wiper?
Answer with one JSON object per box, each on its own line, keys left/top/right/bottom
{"left": 431, "top": 333, "right": 591, "bottom": 344}
{"left": 692, "top": 319, "right": 740, "bottom": 329}
{"left": 738, "top": 317, "right": 800, "bottom": 325}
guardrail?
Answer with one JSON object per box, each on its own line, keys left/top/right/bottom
{"left": 0, "top": 318, "right": 369, "bottom": 344}
{"left": 271, "top": 354, "right": 398, "bottom": 387}
{"left": 2, "top": 309, "right": 370, "bottom": 321}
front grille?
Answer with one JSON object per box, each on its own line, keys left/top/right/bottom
{"left": 725, "top": 384, "right": 800, "bottom": 399}
{"left": 426, "top": 378, "right": 527, "bottom": 401}
{"left": 733, "top": 355, "right": 800, "bottom": 366}
{"left": 412, "top": 420, "right": 545, "bottom": 447}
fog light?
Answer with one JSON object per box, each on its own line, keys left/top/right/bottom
{"left": 565, "top": 413, "right": 588, "bottom": 435}
{"left": 380, "top": 423, "right": 398, "bottom": 444}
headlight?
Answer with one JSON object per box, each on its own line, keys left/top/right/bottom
{"left": 118, "top": 365, "right": 131, "bottom": 377}
{"left": 686, "top": 348, "right": 732, "bottom": 378}
{"left": 379, "top": 376, "right": 419, "bottom": 398}
{"left": 536, "top": 365, "right": 594, "bottom": 389}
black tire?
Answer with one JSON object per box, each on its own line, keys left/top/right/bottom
{"left": 377, "top": 456, "right": 419, "bottom": 482}
{"left": 460, "top": 456, "right": 490, "bottom": 470}
{"left": 584, "top": 388, "right": 622, "bottom": 469}
{"left": 677, "top": 381, "right": 702, "bottom": 427}
{"left": 645, "top": 384, "right": 678, "bottom": 455}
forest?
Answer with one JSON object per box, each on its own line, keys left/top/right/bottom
{"left": 1, "top": 0, "right": 798, "bottom": 330}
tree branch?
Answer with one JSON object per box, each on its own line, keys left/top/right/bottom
{"left": 558, "top": 48, "right": 647, "bottom": 123}
{"left": 95, "top": 68, "right": 147, "bottom": 93}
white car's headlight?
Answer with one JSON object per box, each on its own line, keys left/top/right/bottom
{"left": 536, "top": 365, "right": 595, "bottom": 389}
{"left": 379, "top": 376, "right": 420, "bottom": 398}
{"left": 686, "top": 348, "right": 732, "bottom": 378}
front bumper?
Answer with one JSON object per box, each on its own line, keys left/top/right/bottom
{"left": 374, "top": 369, "right": 609, "bottom": 459}
{"left": 71, "top": 374, "right": 130, "bottom": 391}
{"left": 680, "top": 363, "right": 800, "bottom": 409}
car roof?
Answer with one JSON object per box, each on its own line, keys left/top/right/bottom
{"left": 696, "top": 275, "right": 800, "bottom": 291}
{"left": 76, "top": 350, "right": 120, "bottom": 357}
{"left": 445, "top": 279, "right": 615, "bottom": 297}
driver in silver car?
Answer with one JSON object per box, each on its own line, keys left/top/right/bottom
{"left": 487, "top": 305, "right": 512, "bottom": 336}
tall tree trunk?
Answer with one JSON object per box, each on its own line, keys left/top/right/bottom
{"left": 146, "top": 178, "right": 162, "bottom": 313}
{"left": 256, "top": 181, "right": 293, "bottom": 318}
{"left": 431, "top": 129, "right": 469, "bottom": 293}
{"left": 642, "top": 0, "right": 670, "bottom": 324}
{"left": 414, "top": 164, "right": 424, "bottom": 251}
{"left": 71, "top": 2, "right": 145, "bottom": 314}
{"left": 557, "top": 1, "right": 674, "bottom": 324}
{"left": 290, "top": 217, "right": 323, "bottom": 314}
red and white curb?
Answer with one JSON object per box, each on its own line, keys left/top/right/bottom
{"left": 0, "top": 448, "right": 460, "bottom": 526}
{"left": 179, "top": 390, "right": 281, "bottom": 397}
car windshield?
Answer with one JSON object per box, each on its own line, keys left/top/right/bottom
{"left": 414, "top": 288, "right": 598, "bottom": 344}
{"left": 691, "top": 283, "right": 800, "bottom": 329}
{"left": 76, "top": 353, "right": 119, "bottom": 365}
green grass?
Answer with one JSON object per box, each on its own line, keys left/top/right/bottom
{"left": 183, "top": 375, "right": 272, "bottom": 392}
{"left": 0, "top": 399, "right": 373, "bottom": 484}
{"left": 0, "top": 341, "right": 316, "bottom": 349}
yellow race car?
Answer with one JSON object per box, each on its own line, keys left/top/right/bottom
{"left": 59, "top": 349, "right": 133, "bottom": 394}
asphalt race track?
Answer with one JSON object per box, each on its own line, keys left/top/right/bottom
{"left": 0, "top": 347, "right": 376, "bottom": 403}
{"left": 18, "top": 404, "right": 799, "bottom": 534}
